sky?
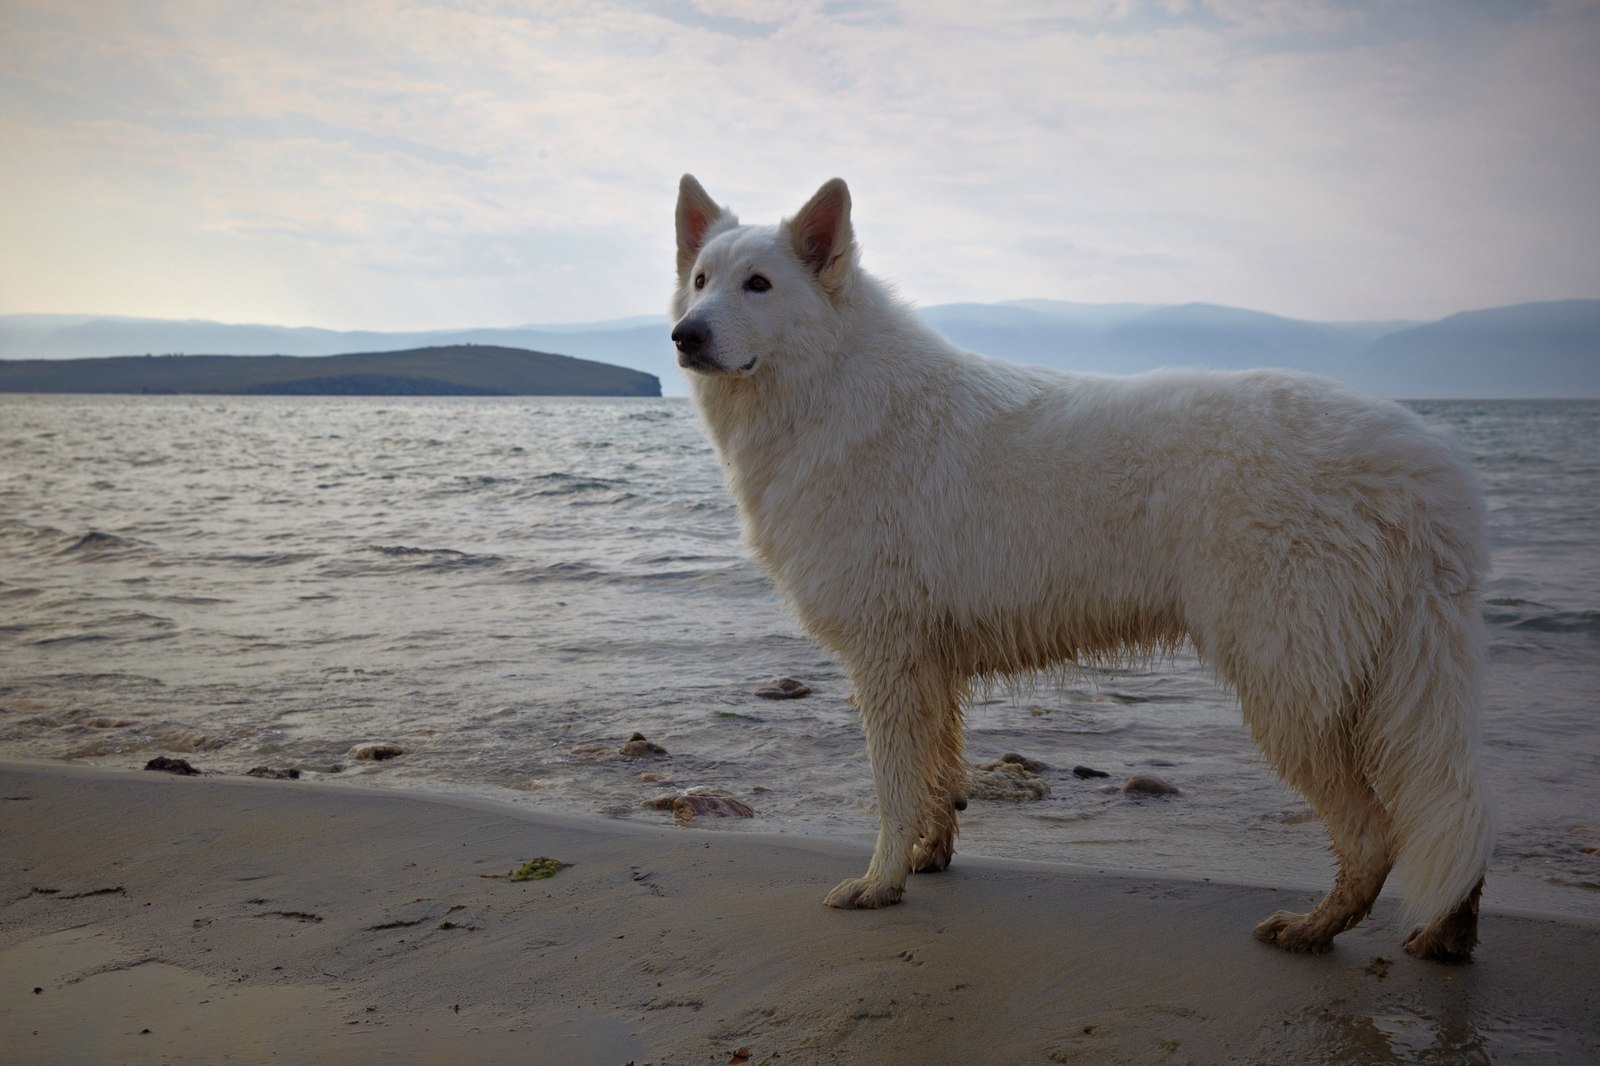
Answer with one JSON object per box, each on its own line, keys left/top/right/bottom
{"left": 1, "top": 0, "right": 1597, "bottom": 331}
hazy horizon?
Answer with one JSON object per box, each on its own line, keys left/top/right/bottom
{"left": 7, "top": 297, "right": 1596, "bottom": 401}
{"left": 4, "top": 292, "right": 1595, "bottom": 338}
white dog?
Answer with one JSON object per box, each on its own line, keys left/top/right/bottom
{"left": 670, "top": 175, "right": 1492, "bottom": 962}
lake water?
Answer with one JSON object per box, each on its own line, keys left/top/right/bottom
{"left": 1, "top": 393, "right": 1596, "bottom": 919}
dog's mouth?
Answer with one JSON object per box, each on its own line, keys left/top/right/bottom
{"left": 677, "top": 351, "right": 758, "bottom": 375}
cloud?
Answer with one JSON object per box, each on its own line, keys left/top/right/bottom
{"left": 0, "top": 0, "right": 1595, "bottom": 328}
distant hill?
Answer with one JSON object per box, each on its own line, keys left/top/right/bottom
{"left": 0, "top": 345, "right": 661, "bottom": 397}
{"left": 2, "top": 299, "right": 1595, "bottom": 398}
{"left": 1360, "top": 301, "right": 1600, "bottom": 398}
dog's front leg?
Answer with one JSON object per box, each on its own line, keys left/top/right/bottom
{"left": 825, "top": 661, "right": 948, "bottom": 909}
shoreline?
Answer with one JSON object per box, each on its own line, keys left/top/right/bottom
{"left": 3, "top": 760, "right": 1597, "bottom": 1064}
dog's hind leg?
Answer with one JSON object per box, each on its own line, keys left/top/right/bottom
{"left": 912, "top": 698, "right": 966, "bottom": 873}
{"left": 1253, "top": 724, "right": 1395, "bottom": 954}
{"left": 826, "top": 660, "right": 954, "bottom": 908}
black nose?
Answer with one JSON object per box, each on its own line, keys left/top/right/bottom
{"left": 672, "top": 319, "right": 710, "bottom": 357}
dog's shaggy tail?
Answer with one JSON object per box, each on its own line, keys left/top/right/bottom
{"left": 1366, "top": 580, "right": 1494, "bottom": 930}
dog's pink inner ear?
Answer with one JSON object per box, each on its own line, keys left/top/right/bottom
{"left": 791, "top": 179, "right": 852, "bottom": 278}
{"left": 676, "top": 175, "right": 724, "bottom": 277}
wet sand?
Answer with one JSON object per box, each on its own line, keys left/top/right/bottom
{"left": 2, "top": 761, "right": 1596, "bottom": 1064}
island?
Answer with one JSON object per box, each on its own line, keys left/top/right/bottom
{"left": 0, "top": 345, "right": 661, "bottom": 397}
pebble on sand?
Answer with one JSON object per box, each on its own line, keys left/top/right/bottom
{"left": 1123, "top": 773, "right": 1182, "bottom": 797}
{"left": 756, "top": 677, "right": 811, "bottom": 700}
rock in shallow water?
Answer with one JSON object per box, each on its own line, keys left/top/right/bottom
{"left": 245, "top": 766, "right": 300, "bottom": 780}
{"left": 1072, "top": 765, "right": 1111, "bottom": 779}
{"left": 755, "top": 677, "right": 811, "bottom": 700}
{"left": 350, "top": 742, "right": 406, "bottom": 761}
{"left": 620, "top": 732, "right": 668, "bottom": 757}
{"left": 643, "top": 787, "right": 755, "bottom": 823}
{"left": 967, "top": 760, "right": 1051, "bottom": 801}
{"left": 1123, "top": 773, "right": 1181, "bottom": 797}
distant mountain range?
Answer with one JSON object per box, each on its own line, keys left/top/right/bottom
{"left": 2, "top": 299, "right": 1596, "bottom": 398}
{"left": 0, "top": 345, "right": 660, "bottom": 397}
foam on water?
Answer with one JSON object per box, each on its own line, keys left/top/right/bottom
{"left": 1, "top": 394, "right": 1596, "bottom": 918}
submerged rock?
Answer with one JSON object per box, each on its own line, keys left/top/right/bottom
{"left": 967, "top": 761, "right": 1050, "bottom": 801}
{"left": 144, "top": 756, "right": 200, "bottom": 776}
{"left": 644, "top": 787, "right": 755, "bottom": 823}
{"left": 620, "top": 732, "right": 668, "bottom": 757}
{"left": 755, "top": 677, "right": 811, "bottom": 700}
{"left": 1072, "top": 765, "right": 1111, "bottom": 779}
{"left": 351, "top": 742, "right": 406, "bottom": 761}
{"left": 992, "top": 752, "right": 1051, "bottom": 773}
{"left": 1123, "top": 773, "right": 1182, "bottom": 797}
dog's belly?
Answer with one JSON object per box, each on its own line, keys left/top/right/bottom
{"left": 940, "top": 599, "right": 1190, "bottom": 678}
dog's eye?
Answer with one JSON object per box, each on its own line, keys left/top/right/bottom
{"left": 693, "top": 272, "right": 706, "bottom": 290}
{"left": 745, "top": 274, "right": 771, "bottom": 293}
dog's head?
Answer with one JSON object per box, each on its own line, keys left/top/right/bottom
{"left": 670, "top": 175, "right": 856, "bottom": 378}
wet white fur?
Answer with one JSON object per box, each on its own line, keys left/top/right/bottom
{"left": 671, "top": 175, "right": 1492, "bottom": 945}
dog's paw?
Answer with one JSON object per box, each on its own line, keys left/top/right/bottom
{"left": 823, "top": 876, "right": 904, "bottom": 909}
{"left": 1403, "top": 921, "right": 1475, "bottom": 964}
{"left": 1253, "top": 910, "right": 1334, "bottom": 954}
{"left": 911, "top": 838, "right": 954, "bottom": 873}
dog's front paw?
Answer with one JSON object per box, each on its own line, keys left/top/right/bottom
{"left": 1253, "top": 910, "right": 1334, "bottom": 954}
{"left": 823, "top": 876, "right": 904, "bottom": 909}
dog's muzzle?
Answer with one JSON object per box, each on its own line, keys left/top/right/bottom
{"left": 671, "top": 318, "right": 714, "bottom": 371}
{"left": 672, "top": 318, "right": 757, "bottom": 374}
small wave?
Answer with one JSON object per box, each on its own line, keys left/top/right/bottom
{"left": 1485, "top": 598, "right": 1600, "bottom": 635}
{"left": 524, "top": 472, "right": 624, "bottom": 498}
{"left": 365, "top": 545, "right": 505, "bottom": 572}
{"left": 30, "top": 633, "right": 113, "bottom": 647}
{"left": 54, "top": 672, "right": 165, "bottom": 686}
{"left": 632, "top": 552, "right": 726, "bottom": 566}
{"left": 61, "top": 530, "right": 143, "bottom": 557}
{"left": 0, "top": 518, "right": 63, "bottom": 544}
{"left": 508, "top": 560, "right": 609, "bottom": 584}
{"left": 570, "top": 492, "right": 640, "bottom": 508}
{"left": 1510, "top": 611, "right": 1600, "bottom": 635}
{"left": 211, "top": 552, "right": 320, "bottom": 567}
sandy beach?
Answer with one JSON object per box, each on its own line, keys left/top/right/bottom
{"left": 2, "top": 761, "right": 1596, "bottom": 1064}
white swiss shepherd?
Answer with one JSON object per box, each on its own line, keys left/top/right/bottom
{"left": 670, "top": 175, "right": 1492, "bottom": 962}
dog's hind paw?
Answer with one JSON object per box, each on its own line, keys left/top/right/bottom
{"left": 1402, "top": 880, "right": 1480, "bottom": 964}
{"left": 823, "top": 876, "right": 904, "bottom": 909}
{"left": 1403, "top": 919, "right": 1477, "bottom": 964}
{"left": 1253, "top": 910, "right": 1335, "bottom": 954}
{"left": 912, "top": 838, "right": 954, "bottom": 873}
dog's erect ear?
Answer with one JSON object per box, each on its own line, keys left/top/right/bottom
{"left": 676, "top": 175, "right": 733, "bottom": 281}
{"left": 788, "top": 178, "right": 854, "bottom": 292}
